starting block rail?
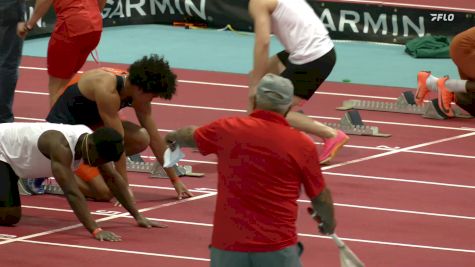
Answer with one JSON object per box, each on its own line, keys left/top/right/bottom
{"left": 337, "top": 91, "right": 472, "bottom": 120}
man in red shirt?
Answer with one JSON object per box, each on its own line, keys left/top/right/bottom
{"left": 17, "top": 0, "right": 105, "bottom": 106}
{"left": 165, "top": 73, "right": 336, "bottom": 267}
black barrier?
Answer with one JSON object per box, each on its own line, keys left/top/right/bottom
{"left": 310, "top": 1, "right": 475, "bottom": 44}
{"left": 24, "top": 0, "right": 474, "bottom": 44}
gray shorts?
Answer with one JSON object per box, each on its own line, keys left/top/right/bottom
{"left": 210, "top": 243, "right": 303, "bottom": 267}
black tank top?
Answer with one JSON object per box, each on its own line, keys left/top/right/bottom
{"left": 46, "top": 76, "right": 132, "bottom": 127}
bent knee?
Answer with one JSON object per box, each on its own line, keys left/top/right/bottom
{"left": 126, "top": 128, "right": 149, "bottom": 154}
{"left": 0, "top": 207, "right": 21, "bottom": 226}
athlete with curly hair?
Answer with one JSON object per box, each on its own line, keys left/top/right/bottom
{"left": 45, "top": 54, "right": 193, "bottom": 201}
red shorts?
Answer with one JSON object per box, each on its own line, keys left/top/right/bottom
{"left": 47, "top": 30, "right": 102, "bottom": 79}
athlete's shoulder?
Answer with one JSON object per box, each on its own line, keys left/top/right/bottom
{"left": 100, "top": 67, "right": 128, "bottom": 76}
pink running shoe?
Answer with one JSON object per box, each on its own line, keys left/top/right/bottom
{"left": 320, "top": 130, "right": 349, "bottom": 165}
{"left": 437, "top": 76, "right": 455, "bottom": 117}
{"left": 415, "top": 71, "right": 431, "bottom": 106}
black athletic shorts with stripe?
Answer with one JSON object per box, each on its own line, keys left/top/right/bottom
{"left": 277, "top": 48, "right": 336, "bottom": 100}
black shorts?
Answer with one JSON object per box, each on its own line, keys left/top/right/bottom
{"left": 0, "top": 161, "right": 20, "bottom": 207}
{"left": 455, "top": 92, "right": 475, "bottom": 116}
{"left": 277, "top": 48, "right": 336, "bottom": 100}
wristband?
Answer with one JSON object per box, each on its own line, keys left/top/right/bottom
{"left": 92, "top": 227, "right": 103, "bottom": 238}
{"left": 170, "top": 176, "right": 180, "bottom": 184}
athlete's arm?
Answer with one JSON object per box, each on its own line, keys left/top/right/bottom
{"left": 134, "top": 102, "right": 193, "bottom": 200}
{"left": 97, "top": 162, "right": 166, "bottom": 228}
{"left": 249, "top": 0, "right": 272, "bottom": 91}
{"left": 98, "top": 0, "right": 107, "bottom": 10}
{"left": 94, "top": 76, "right": 129, "bottom": 184}
{"left": 37, "top": 131, "right": 121, "bottom": 241}
{"left": 18, "top": 0, "right": 53, "bottom": 38}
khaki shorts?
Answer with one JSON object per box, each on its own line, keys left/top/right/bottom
{"left": 210, "top": 243, "right": 304, "bottom": 267}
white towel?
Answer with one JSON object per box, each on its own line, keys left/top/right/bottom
{"left": 163, "top": 145, "right": 185, "bottom": 168}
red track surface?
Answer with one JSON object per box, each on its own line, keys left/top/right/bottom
{"left": 1, "top": 56, "right": 475, "bottom": 267}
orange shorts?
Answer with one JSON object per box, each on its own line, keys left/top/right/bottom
{"left": 75, "top": 162, "right": 100, "bottom": 182}
{"left": 450, "top": 27, "right": 475, "bottom": 80}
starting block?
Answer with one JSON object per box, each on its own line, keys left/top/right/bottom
{"left": 337, "top": 91, "right": 473, "bottom": 120}
{"left": 18, "top": 179, "right": 32, "bottom": 196}
{"left": 150, "top": 164, "right": 204, "bottom": 178}
{"left": 126, "top": 160, "right": 204, "bottom": 179}
{"left": 126, "top": 161, "right": 156, "bottom": 173}
{"left": 43, "top": 183, "right": 64, "bottom": 195}
{"left": 324, "top": 110, "right": 391, "bottom": 137}
{"left": 18, "top": 178, "right": 65, "bottom": 196}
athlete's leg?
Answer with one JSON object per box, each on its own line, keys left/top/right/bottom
{"left": 122, "top": 121, "right": 150, "bottom": 155}
{"left": 0, "top": 161, "right": 21, "bottom": 225}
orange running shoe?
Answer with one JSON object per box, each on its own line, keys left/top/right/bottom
{"left": 437, "top": 76, "right": 455, "bottom": 117}
{"left": 415, "top": 71, "right": 431, "bottom": 106}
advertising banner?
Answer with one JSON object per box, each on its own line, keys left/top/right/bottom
{"left": 24, "top": 0, "right": 474, "bottom": 44}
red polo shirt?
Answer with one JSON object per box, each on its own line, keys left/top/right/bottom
{"left": 194, "top": 110, "right": 325, "bottom": 252}
{"left": 53, "top": 0, "right": 103, "bottom": 37}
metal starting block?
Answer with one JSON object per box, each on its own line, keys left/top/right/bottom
{"left": 126, "top": 161, "right": 156, "bottom": 173}
{"left": 44, "top": 183, "right": 64, "bottom": 195}
{"left": 126, "top": 161, "right": 204, "bottom": 178}
{"left": 18, "top": 179, "right": 32, "bottom": 196}
{"left": 423, "top": 99, "right": 472, "bottom": 120}
{"left": 324, "top": 110, "right": 391, "bottom": 137}
{"left": 18, "top": 178, "right": 64, "bottom": 196}
{"left": 150, "top": 164, "right": 204, "bottom": 178}
{"left": 337, "top": 91, "right": 473, "bottom": 120}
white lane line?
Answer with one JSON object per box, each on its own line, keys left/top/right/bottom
{"left": 322, "top": 132, "right": 475, "bottom": 170}
{"left": 25, "top": 185, "right": 470, "bottom": 221}
{"left": 0, "top": 237, "right": 209, "bottom": 261}
{"left": 297, "top": 200, "right": 475, "bottom": 220}
{"left": 13, "top": 104, "right": 475, "bottom": 136}
{"left": 16, "top": 90, "right": 48, "bottom": 95}
{"left": 14, "top": 87, "right": 475, "bottom": 132}
{"left": 15, "top": 114, "right": 475, "bottom": 161}
{"left": 152, "top": 102, "right": 246, "bottom": 113}
{"left": 128, "top": 184, "right": 217, "bottom": 193}
{"left": 136, "top": 156, "right": 475, "bottom": 189}
{"left": 17, "top": 66, "right": 395, "bottom": 98}
{"left": 15, "top": 206, "right": 475, "bottom": 254}
{"left": 14, "top": 116, "right": 46, "bottom": 122}
{"left": 150, "top": 217, "right": 475, "bottom": 253}
{"left": 142, "top": 143, "right": 475, "bottom": 160}
{"left": 346, "top": 117, "right": 475, "bottom": 132}
{"left": 402, "top": 150, "right": 475, "bottom": 159}
{"left": 298, "top": 233, "right": 475, "bottom": 254}
{"left": 0, "top": 192, "right": 216, "bottom": 246}
{"left": 324, "top": 172, "right": 475, "bottom": 189}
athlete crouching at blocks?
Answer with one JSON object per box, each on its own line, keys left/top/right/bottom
{"left": 165, "top": 74, "right": 336, "bottom": 267}
{"left": 0, "top": 123, "right": 164, "bottom": 241}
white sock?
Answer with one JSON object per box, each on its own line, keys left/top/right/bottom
{"left": 445, "top": 79, "right": 467, "bottom": 93}
{"left": 426, "top": 74, "right": 439, "bottom": 91}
